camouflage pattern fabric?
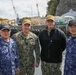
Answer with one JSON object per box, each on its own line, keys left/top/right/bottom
{"left": 64, "top": 37, "right": 76, "bottom": 75}
{"left": 41, "top": 61, "right": 61, "bottom": 75}
{"left": 12, "top": 31, "right": 40, "bottom": 75}
{"left": 0, "top": 37, "right": 20, "bottom": 75}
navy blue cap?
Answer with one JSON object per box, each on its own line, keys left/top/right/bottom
{"left": 0, "top": 25, "right": 11, "bottom": 31}
{"left": 68, "top": 20, "right": 76, "bottom": 26}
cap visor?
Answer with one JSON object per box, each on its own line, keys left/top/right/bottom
{"left": 1, "top": 28, "right": 10, "bottom": 31}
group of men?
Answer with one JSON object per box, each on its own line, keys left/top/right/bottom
{"left": 0, "top": 15, "right": 76, "bottom": 75}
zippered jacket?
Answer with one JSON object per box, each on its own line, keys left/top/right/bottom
{"left": 39, "top": 28, "right": 66, "bottom": 63}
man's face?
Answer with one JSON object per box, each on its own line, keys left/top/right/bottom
{"left": 0, "top": 29, "right": 10, "bottom": 39}
{"left": 69, "top": 25, "right": 76, "bottom": 36}
{"left": 22, "top": 23, "right": 31, "bottom": 34}
{"left": 46, "top": 19, "right": 55, "bottom": 29}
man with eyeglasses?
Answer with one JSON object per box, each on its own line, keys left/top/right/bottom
{"left": 12, "top": 19, "right": 40, "bottom": 75}
{"left": 39, "top": 15, "right": 66, "bottom": 75}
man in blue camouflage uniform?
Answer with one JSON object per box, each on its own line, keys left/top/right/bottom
{"left": 12, "top": 19, "right": 40, "bottom": 75}
{"left": 64, "top": 20, "right": 76, "bottom": 75}
{"left": 0, "top": 25, "right": 20, "bottom": 75}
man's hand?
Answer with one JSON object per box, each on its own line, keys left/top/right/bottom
{"left": 16, "top": 68, "right": 20, "bottom": 75}
{"left": 34, "top": 63, "right": 39, "bottom": 68}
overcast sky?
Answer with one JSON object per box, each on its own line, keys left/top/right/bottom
{"left": 0, "top": 0, "right": 47, "bottom": 19}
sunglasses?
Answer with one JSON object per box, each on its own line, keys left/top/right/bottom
{"left": 24, "top": 24, "right": 30, "bottom": 26}
{"left": 47, "top": 20, "right": 54, "bottom": 22}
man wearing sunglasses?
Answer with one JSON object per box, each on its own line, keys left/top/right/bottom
{"left": 39, "top": 15, "right": 66, "bottom": 75}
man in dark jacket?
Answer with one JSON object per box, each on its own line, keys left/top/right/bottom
{"left": 39, "top": 15, "right": 66, "bottom": 75}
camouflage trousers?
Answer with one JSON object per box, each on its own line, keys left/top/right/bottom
{"left": 41, "top": 61, "right": 62, "bottom": 75}
{"left": 20, "top": 64, "right": 35, "bottom": 75}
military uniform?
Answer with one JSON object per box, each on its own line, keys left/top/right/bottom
{"left": 12, "top": 31, "right": 40, "bottom": 75}
{"left": 64, "top": 37, "right": 76, "bottom": 75}
{"left": 0, "top": 37, "right": 20, "bottom": 75}
{"left": 64, "top": 20, "right": 76, "bottom": 75}
{"left": 41, "top": 61, "right": 61, "bottom": 75}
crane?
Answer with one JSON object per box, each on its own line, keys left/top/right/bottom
{"left": 11, "top": 0, "right": 20, "bottom": 25}
{"left": 36, "top": 1, "right": 40, "bottom": 17}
